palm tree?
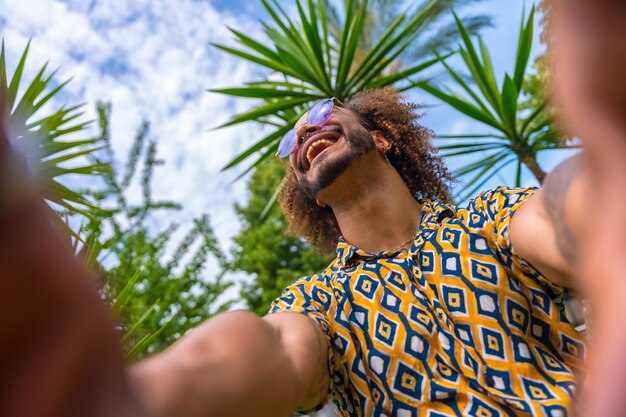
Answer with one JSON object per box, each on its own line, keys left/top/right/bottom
{"left": 323, "top": 0, "right": 490, "bottom": 72}
{"left": 211, "top": 0, "right": 489, "bottom": 174}
{"left": 418, "top": 7, "right": 573, "bottom": 201}
{"left": 0, "top": 40, "right": 106, "bottom": 218}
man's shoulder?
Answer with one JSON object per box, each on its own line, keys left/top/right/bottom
{"left": 422, "top": 186, "right": 540, "bottom": 235}
{"left": 462, "top": 186, "right": 539, "bottom": 215}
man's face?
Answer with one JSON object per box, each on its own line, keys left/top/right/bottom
{"left": 288, "top": 106, "right": 375, "bottom": 199}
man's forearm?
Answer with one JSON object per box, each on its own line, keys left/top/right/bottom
{"left": 129, "top": 311, "right": 303, "bottom": 417}
{"left": 0, "top": 126, "right": 313, "bottom": 417}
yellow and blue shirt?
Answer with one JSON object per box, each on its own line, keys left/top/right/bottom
{"left": 269, "top": 187, "right": 585, "bottom": 417}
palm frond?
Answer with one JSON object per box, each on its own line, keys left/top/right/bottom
{"left": 419, "top": 7, "right": 573, "bottom": 196}
{"left": 212, "top": 0, "right": 490, "bottom": 170}
{"left": 1, "top": 39, "right": 105, "bottom": 217}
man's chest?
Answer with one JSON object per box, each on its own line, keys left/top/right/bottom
{"left": 325, "top": 241, "right": 582, "bottom": 416}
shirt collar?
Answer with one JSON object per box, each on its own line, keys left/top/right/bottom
{"left": 335, "top": 199, "right": 455, "bottom": 267}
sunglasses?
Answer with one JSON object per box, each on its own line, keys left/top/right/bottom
{"left": 277, "top": 98, "right": 341, "bottom": 159}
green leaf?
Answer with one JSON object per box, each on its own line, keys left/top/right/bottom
{"left": 336, "top": 0, "right": 368, "bottom": 94}
{"left": 112, "top": 268, "right": 145, "bottom": 314}
{"left": 347, "top": 14, "right": 406, "bottom": 87}
{"left": 519, "top": 99, "right": 547, "bottom": 138}
{"left": 217, "top": 97, "right": 310, "bottom": 129}
{"left": 221, "top": 120, "right": 295, "bottom": 171}
{"left": 259, "top": 181, "right": 281, "bottom": 221}
{"left": 513, "top": 6, "right": 535, "bottom": 91}
{"left": 353, "top": 2, "right": 440, "bottom": 91}
{"left": 428, "top": 50, "right": 492, "bottom": 115}
{"left": 453, "top": 13, "right": 501, "bottom": 112}
{"left": 228, "top": 27, "right": 281, "bottom": 62}
{"left": 454, "top": 150, "right": 508, "bottom": 176}
{"left": 209, "top": 87, "right": 314, "bottom": 99}
{"left": 296, "top": 0, "right": 329, "bottom": 89}
{"left": 260, "top": 0, "right": 291, "bottom": 36}
{"left": 212, "top": 43, "right": 297, "bottom": 79}
{"left": 316, "top": 0, "right": 332, "bottom": 78}
{"left": 233, "top": 141, "right": 280, "bottom": 181}
{"left": 436, "top": 134, "right": 507, "bottom": 140}
{"left": 478, "top": 38, "right": 500, "bottom": 108}
{"left": 369, "top": 53, "right": 450, "bottom": 89}
{"left": 459, "top": 157, "right": 516, "bottom": 202}
{"left": 126, "top": 313, "right": 177, "bottom": 361}
{"left": 500, "top": 75, "right": 519, "bottom": 136}
{"left": 438, "top": 141, "right": 507, "bottom": 150}
{"left": 418, "top": 81, "right": 503, "bottom": 130}
{"left": 42, "top": 145, "right": 106, "bottom": 166}
{"left": 8, "top": 39, "right": 31, "bottom": 108}
{"left": 440, "top": 144, "right": 504, "bottom": 158}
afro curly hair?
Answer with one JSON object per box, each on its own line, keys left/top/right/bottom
{"left": 278, "top": 87, "right": 452, "bottom": 254}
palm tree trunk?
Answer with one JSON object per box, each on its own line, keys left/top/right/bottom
{"left": 522, "top": 155, "right": 547, "bottom": 183}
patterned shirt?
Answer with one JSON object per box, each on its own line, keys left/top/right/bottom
{"left": 269, "top": 187, "right": 585, "bottom": 417}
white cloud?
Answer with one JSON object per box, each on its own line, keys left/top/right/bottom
{"left": 0, "top": 0, "right": 271, "bottom": 300}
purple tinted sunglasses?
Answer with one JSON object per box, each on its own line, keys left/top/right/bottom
{"left": 277, "top": 98, "right": 339, "bottom": 158}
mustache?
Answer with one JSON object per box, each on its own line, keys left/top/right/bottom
{"left": 296, "top": 125, "right": 344, "bottom": 172}
{"left": 302, "top": 125, "right": 342, "bottom": 142}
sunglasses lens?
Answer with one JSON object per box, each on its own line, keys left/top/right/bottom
{"left": 308, "top": 98, "right": 334, "bottom": 125}
{"left": 277, "top": 129, "right": 296, "bottom": 158}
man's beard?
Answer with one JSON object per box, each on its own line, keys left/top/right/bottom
{"left": 299, "top": 127, "right": 376, "bottom": 199}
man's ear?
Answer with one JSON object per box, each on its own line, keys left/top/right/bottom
{"left": 371, "top": 130, "right": 392, "bottom": 153}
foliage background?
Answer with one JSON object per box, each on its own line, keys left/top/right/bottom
{"left": 79, "top": 103, "right": 233, "bottom": 358}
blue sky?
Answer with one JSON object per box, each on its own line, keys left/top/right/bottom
{"left": 0, "top": 0, "right": 571, "bottom": 318}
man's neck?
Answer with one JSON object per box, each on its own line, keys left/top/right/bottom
{"left": 320, "top": 156, "right": 422, "bottom": 253}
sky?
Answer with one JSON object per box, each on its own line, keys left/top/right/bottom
{"left": 0, "top": 0, "right": 570, "bottom": 312}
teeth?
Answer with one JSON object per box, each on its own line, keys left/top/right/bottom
{"left": 306, "top": 139, "right": 335, "bottom": 163}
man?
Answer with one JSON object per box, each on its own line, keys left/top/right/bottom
{"left": 1, "top": 86, "right": 588, "bottom": 417}
{"left": 267, "top": 87, "right": 586, "bottom": 417}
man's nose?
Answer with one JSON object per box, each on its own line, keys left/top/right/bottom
{"left": 295, "top": 123, "right": 320, "bottom": 147}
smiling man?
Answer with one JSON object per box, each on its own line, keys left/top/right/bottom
{"left": 1, "top": 86, "right": 589, "bottom": 417}
{"left": 261, "top": 87, "right": 587, "bottom": 417}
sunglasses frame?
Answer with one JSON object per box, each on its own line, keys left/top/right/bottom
{"left": 276, "top": 97, "right": 345, "bottom": 159}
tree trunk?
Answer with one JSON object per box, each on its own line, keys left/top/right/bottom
{"left": 522, "top": 155, "right": 547, "bottom": 184}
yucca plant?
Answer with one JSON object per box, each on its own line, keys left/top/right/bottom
{"left": 418, "top": 7, "right": 572, "bottom": 201}
{"left": 323, "top": 0, "right": 490, "bottom": 67}
{"left": 0, "top": 40, "right": 106, "bottom": 217}
{"left": 212, "top": 0, "right": 488, "bottom": 174}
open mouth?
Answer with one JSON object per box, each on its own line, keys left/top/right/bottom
{"left": 301, "top": 130, "right": 341, "bottom": 170}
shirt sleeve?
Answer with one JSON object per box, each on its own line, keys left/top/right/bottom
{"left": 268, "top": 274, "right": 336, "bottom": 413}
{"left": 468, "top": 186, "right": 565, "bottom": 294}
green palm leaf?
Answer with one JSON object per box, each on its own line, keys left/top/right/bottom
{"left": 420, "top": 6, "right": 574, "bottom": 196}
{"left": 1, "top": 39, "right": 105, "bottom": 217}
{"left": 212, "top": 0, "right": 491, "bottom": 170}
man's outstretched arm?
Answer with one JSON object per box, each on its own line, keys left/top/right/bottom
{"left": 130, "top": 311, "right": 329, "bottom": 417}
{"left": 0, "top": 120, "right": 329, "bottom": 417}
